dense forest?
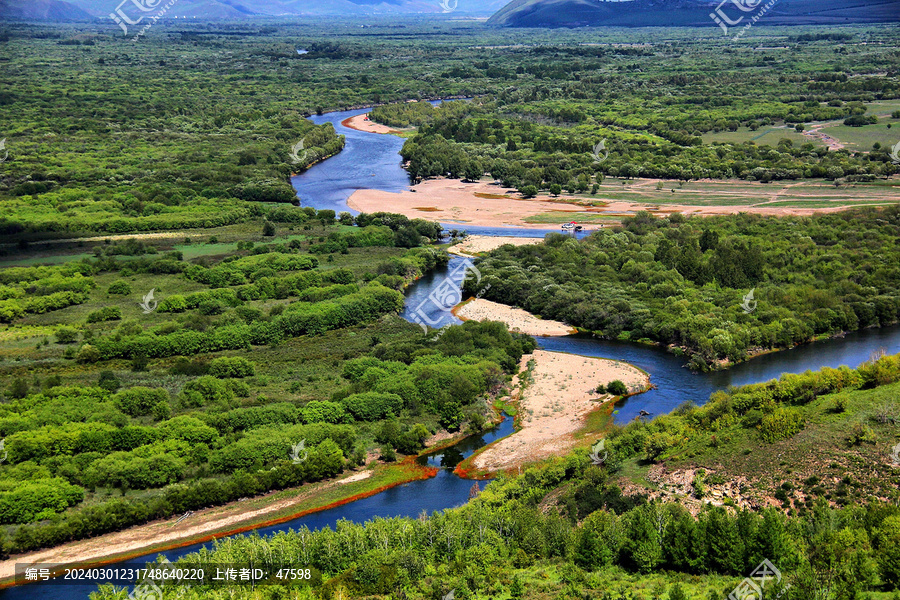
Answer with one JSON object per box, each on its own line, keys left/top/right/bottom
{"left": 465, "top": 207, "right": 900, "bottom": 369}
{"left": 392, "top": 97, "right": 898, "bottom": 192}
{"left": 89, "top": 354, "right": 900, "bottom": 600}
{"left": 372, "top": 33, "right": 899, "bottom": 194}
{"left": 2, "top": 23, "right": 898, "bottom": 239}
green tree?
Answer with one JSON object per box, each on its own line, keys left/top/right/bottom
{"left": 107, "top": 281, "right": 132, "bottom": 295}
{"left": 464, "top": 159, "right": 483, "bottom": 182}
{"left": 699, "top": 229, "right": 719, "bottom": 252}
{"left": 7, "top": 378, "right": 29, "bottom": 399}
{"left": 607, "top": 380, "right": 628, "bottom": 395}
{"left": 625, "top": 503, "right": 666, "bottom": 573}
{"left": 55, "top": 327, "right": 79, "bottom": 344}
{"left": 519, "top": 185, "right": 538, "bottom": 198}
{"left": 876, "top": 515, "right": 900, "bottom": 587}
{"left": 439, "top": 400, "right": 464, "bottom": 430}
{"left": 113, "top": 387, "right": 170, "bottom": 417}
{"left": 668, "top": 583, "right": 687, "bottom": 600}
{"left": 75, "top": 344, "right": 101, "bottom": 364}
{"left": 98, "top": 371, "right": 121, "bottom": 392}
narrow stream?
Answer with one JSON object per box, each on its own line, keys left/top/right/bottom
{"left": 6, "top": 107, "right": 900, "bottom": 600}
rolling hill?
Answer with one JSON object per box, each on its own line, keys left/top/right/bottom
{"left": 34, "top": 0, "right": 509, "bottom": 18}
{"left": 0, "top": 0, "right": 92, "bottom": 19}
{"left": 487, "top": 0, "right": 900, "bottom": 28}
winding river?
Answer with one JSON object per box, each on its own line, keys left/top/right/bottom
{"left": 6, "top": 107, "right": 900, "bottom": 600}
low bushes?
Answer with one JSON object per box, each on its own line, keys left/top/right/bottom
{"left": 86, "top": 306, "right": 122, "bottom": 323}
{"left": 113, "top": 387, "right": 171, "bottom": 417}
{"left": 209, "top": 357, "right": 256, "bottom": 378}
{"left": 340, "top": 392, "right": 404, "bottom": 421}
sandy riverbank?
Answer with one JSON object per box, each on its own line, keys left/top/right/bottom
{"left": 348, "top": 177, "right": 881, "bottom": 230}
{"left": 341, "top": 114, "right": 411, "bottom": 135}
{"left": 454, "top": 298, "right": 576, "bottom": 337}
{"left": 449, "top": 235, "right": 544, "bottom": 256}
{"left": 348, "top": 179, "right": 607, "bottom": 229}
{"left": 0, "top": 467, "right": 400, "bottom": 584}
{"left": 471, "top": 350, "right": 649, "bottom": 473}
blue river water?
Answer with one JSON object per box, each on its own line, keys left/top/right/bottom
{"left": 6, "top": 107, "right": 900, "bottom": 599}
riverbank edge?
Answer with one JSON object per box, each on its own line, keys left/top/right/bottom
{"left": 451, "top": 298, "right": 579, "bottom": 337}
{"left": 0, "top": 459, "right": 439, "bottom": 590}
{"left": 340, "top": 115, "right": 412, "bottom": 136}
{"left": 303, "top": 95, "right": 476, "bottom": 120}
{"left": 0, "top": 324, "right": 501, "bottom": 591}
{"left": 288, "top": 145, "right": 345, "bottom": 178}
{"left": 578, "top": 325, "right": 886, "bottom": 373}
{"left": 454, "top": 351, "right": 652, "bottom": 479}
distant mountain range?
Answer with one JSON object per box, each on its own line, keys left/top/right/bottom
{"left": 2, "top": 0, "right": 896, "bottom": 26}
{"left": 487, "top": 0, "right": 900, "bottom": 28}
{"left": 0, "top": 0, "right": 510, "bottom": 20}
{"left": 0, "top": 0, "right": 91, "bottom": 19}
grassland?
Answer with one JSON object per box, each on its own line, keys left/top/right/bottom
{"left": 619, "top": 380, "right": 900, "bottom": 515}
{"left": 0, "top": 220, "right": 430, "bottom": 414}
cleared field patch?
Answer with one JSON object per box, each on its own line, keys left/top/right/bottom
{"left": 524, "top": 211, "right": 623, "bottom": 224}
{"left": 584, "top": 178, "right": 900, "bottom": 209}
{"left": 759, "top": 199, "right": 900, "bottom": 208}
{"left": 702, "top": 126, "right": 817, "bottom": 147}
{"left": 821, "top": 121, "right": 899, "bottom": 151}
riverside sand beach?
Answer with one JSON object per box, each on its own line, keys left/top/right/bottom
{"left": 341, "top": 114, "right": 411, "bottom": 135}
{"left": 454, "top": 298, "right": 577, "bottom": 337}
{"left": 448, "top": 235, "right": 544, "bottom": 256}
{"left": 0, "top": 467, "right": 380, "bottom": 582}
{"left": 471, "top": 350, "right": 650, "bottom": 473}
{"left": 347, "top": 178, "right": 890, "bottom": 230}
